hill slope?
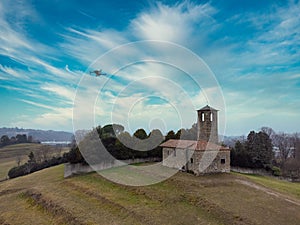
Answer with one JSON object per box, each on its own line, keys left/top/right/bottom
{"left": 0, "top": 143, "right": 69, "bottom": 180}
{"left": 0, "top": 165, "right": 299, "bottom": 225}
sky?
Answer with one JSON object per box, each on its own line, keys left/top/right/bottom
{"left": 0, "top": 0, "right": 299, "bottom": 136}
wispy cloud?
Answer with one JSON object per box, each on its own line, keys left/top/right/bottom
{"left": 130, "top": 2, "right": 216, "bottom": 43}
{"left": 0, "top": 65, "right": 27, "bottom": 79}
{"left": 19, "top": 99, "right": 54, "bottom": 110}
{"left": 41, "top": 83, "right": 76, "bottom": 104}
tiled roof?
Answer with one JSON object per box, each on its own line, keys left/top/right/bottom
{"left": 197, "top": 105, "right": 218, "bottom": 111}
{"left": 160, "top": 139, "right": 230, "bottom": 151}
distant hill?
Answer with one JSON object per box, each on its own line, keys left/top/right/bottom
{"left": 0, "top": 127, "right": 73, "bottom": 142}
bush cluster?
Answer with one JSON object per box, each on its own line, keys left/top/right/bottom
{"left": 8, "top": 155, "right": 67, "bottom": 179}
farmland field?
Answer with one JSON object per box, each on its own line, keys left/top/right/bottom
{"left": 0, "top": 164, "right": 299, "bottom": 225}
{"left": 0, "top": 143, "right": 69, "bottom": 180}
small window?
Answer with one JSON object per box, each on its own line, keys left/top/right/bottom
{"left": 201, "top": 113, "right": 204, "bottom": 121}
{"left": 221, "top": 158, "right": 225, "bottom": 164}
{"left": 210, "top": 113, "right": 213, "bottom": 121}
{"left": 190, "top": 158, "right": 193, "bottom": 163}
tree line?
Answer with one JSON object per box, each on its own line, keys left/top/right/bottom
{"left": 230, "top": 127, "right": 300, "bottom": 178}
{"left": 0, "top": 134, "right": 34, "bottom": 147}
{"left": 67, "top": 124, "right": 166, "bottom": 164}
{"left": 8, "top": 150, "right": 67, "bottom": 179}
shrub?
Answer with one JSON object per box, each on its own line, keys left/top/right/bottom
{"left": 272, "top": 166, "right": 281, "bottom": 176}
{"left": 8, "top": 164, "right": 29, "bottom": 178}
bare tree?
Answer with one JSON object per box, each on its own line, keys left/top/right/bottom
{"left": 295, "top": 134, "right": 300, "bottom": 161}
{"left": 261, "top": 127, "right": 275, "bottom": 140}
{"left": 41, "top": 145, "right": 51, "bottom": 161}
{"left": 16, "top": 155, "right": 22, "bottom": 166}
{"left": 290, "top": 133, "right": 300, "bottom": 158}
{"left": 56, "top": 147, "right": 63, "bottom": 157}
{"left": 273, "top": 132, "right": 294, "bottom": 164}
{"left": 34, "top": 149, "right": 43, "bottom": 163}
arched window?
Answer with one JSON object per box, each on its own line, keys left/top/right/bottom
{"left": 210, "top": 113, "right": 213, "bottom": 121}
{"left": 201, "top": 113, "right": 205, "bottom": 121}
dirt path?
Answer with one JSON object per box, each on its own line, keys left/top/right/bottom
{"left": 236, "top": 179, "right": 300, "bottom": 207}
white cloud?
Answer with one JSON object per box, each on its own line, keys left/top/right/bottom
{"left": 19, "top": 99, "right": 54, "bottom": 110}
{"left": 2, "top": 1, "right": 299, "bottom": 135}
{"left": 130, "top": 2, "right": 216, "bottom": 43}
{"left": 59, "top": 27, "right": 130, "bottom": 65}
{"left": 41, "top": 83, "right": 76, "bottom": 104}
{"left": 0, "top": 64, "right": 29, "bottom": 79}
{"left": 56, "top": 1, "right": 225, "bottom": 132}
{"left": 13, "top": 107, "right": 73, "bottom": 131}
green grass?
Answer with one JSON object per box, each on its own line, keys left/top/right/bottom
{"left": 1, "top": 165, "right": 300, "bottom": 224}
{"left": 235, "top": 172, "right": 300, "bottom": 199}
{"left": 129, "top": 161, "right": 157, "bottom": 166}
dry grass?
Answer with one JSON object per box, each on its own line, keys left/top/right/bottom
{"left": 0, "top": 143, "right": 69, "bottom": 180}
{"left": 0, "top": 165, "right": 300, "bottom": 225}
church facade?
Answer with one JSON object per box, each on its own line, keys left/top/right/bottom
{"left": 160, "top": 105, "right": 230, "bottom": 174}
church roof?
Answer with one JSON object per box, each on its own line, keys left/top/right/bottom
{"left": 160, "top": 139, "right": 229, "bottom": 151}
{"left": 197, "top": 105, "right": 218, "bottom": 111}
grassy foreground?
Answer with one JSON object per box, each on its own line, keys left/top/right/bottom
{"left": 0, "top": 165, "right": 300, "bottom": 225}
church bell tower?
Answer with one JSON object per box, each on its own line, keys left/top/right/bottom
{"left": 197, "top": 105, "right": 219, "bottom": 144}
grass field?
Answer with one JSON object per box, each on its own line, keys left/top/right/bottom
{"left": 235, "top": 173, "right": 300, "bottom": 199}
{"left": 0, "top": 143, "right": 69, "bottom": 180}
{"left": 0, "top": 165, "right": 299, "bottom": 225}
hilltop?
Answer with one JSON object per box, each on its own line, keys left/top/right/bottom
{"left": 0, "top": 165, "right": 299, "bottom": 225}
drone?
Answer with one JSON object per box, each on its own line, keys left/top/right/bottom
{"left": 90, "top": 69, "right": 107, "bottom": 77}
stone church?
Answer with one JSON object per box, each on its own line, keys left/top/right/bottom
{"left": 160, "top": 105, "right": 230, "bottom": 174}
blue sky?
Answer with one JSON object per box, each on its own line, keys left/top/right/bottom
{"left": 0, "top": 0, "right": 299, "bottom": 136}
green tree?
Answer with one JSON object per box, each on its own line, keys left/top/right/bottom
{"left": 16, "top": 134, "right": 27, "bottom": 143}
{"left": 28, "top": 151, "right": 36, "bottom": 164}
{"left": 10, "top": 136, "right": 16, "bottom": 144}
{"left": 246, "top": 131, "right": 273, "bottom": 168}
{"left": 230, "top": 140, "right": 252, "bottom": 168}
{"left": 66, "top": 143, "right": 86, "bottom": 164}
{"left": 99, "top": 124, "right": 125, "bottom": 139}
{"left": 165, "top": 130, "right": 176, "bottom": 141}
{"left": 175, "top": 129, "right": 182, "bottom": 139}
{"left": 1, "top": 135, "right": 10, "bottom": 146}
{"left": 133, "top": 128, "right": 148, "bottom": 140}
{"left": 112, "top": 124, "right": 125, "bottom": 136}
{"left": 147, "top": 129, "right": 164, "bottom": 158}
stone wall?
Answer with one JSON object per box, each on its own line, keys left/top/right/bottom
{"left": 162, "top": 147, "right": 230, "bottom": 175}
{"left": 64, "top": 157, "right": 161, "bottom": 178}
{"left": 162, "top": 147, "right": 193, "bottom": 169}
{"left": 192, "top": 151, "right": 230, "bottom": 174}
